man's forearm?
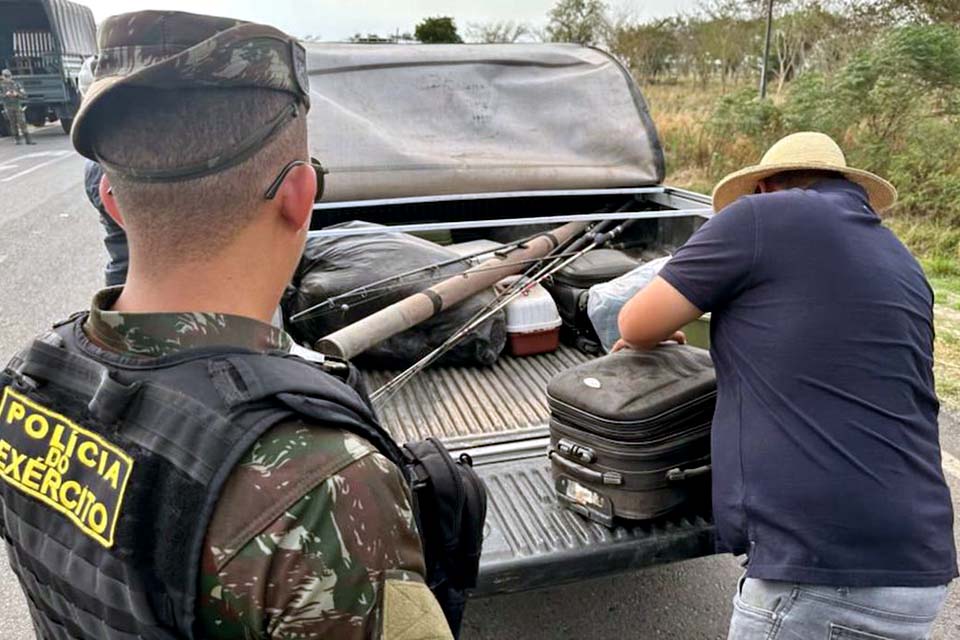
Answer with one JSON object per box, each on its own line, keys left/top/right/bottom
{"left": 616, "top": 276, "right": 702, "bottom": 350}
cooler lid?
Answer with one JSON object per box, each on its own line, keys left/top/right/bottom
{"left": 305, "top": 43, "right": 665, "bottom": 202}
{"left": 497, "top": 276, "right": 562, "bottom": 333}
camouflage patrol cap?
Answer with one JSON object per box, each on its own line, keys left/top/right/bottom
{"left": 72, "top": 10, "right": 311, "bottom": 174}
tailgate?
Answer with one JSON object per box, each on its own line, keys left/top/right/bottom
{"left": 469, "top": 445, "right": 714, "bottom": 595}
{"left": 365, "top": 348, "right": 716, "bottom": 595}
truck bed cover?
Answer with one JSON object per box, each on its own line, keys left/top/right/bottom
{"left": 304, "top": 43, "right": 665, "bottom": 202}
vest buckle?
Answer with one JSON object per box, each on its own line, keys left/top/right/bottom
{"left": 88, "top": 368, "right": 142, "bottom": 425}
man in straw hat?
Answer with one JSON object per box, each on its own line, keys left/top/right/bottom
{"left": 0, "top": 10, "right": 452, "bottom": 640}
{"left": 615, "top": 131, "right": 956, "bottom": 638}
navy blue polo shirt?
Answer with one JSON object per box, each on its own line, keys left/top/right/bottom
{"left": 660, "top": 178, "right": 957, "bottom": 587}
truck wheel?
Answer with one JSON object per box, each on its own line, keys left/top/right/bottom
{"left": 25, "top": 106, "right": 46, "bottom": 128}
{"left": 60, "top": 118, "right": 73, "bottom": 134}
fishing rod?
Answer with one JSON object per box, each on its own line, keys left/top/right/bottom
{"left": 294, "top": 250, "right": 602, "bottom": 320}
{"left": 389, "top": 213, "right": 631, "bottom": 377}
{"left": 453, "top": 215, "right": 628, "bottom": 332}
{"left": 459, "top": 205, "right": 633, "bottom": 324}
{"left": 296, "top": 202, "right": 635, "bottom": 322}
{"left": 290, "top": 235, "right": 538, "bottom": 322}
{"left": 371, "top": 218, "right": 637, "bottom": 405}
{"left": 315, "top": 219, "right": 591, "bottom": 360}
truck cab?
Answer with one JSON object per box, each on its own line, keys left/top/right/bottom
{"left": 0, "top": 0, "right": 96, "bottom": 135}
{"left": 298, "top": 43, "right": 717, "bottom": 597}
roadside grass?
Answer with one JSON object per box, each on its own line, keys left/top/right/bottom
{"left": 927, "top": 261, "right": 960, "bottom": 408}
{"left": 935, "top": 306, "right": 960, "bottom": 409}
{"left": 645, "top": 81, "right": 736, "bottom": 195}
{"left": 645, "top": 80, "right": 960, "bottom": 409}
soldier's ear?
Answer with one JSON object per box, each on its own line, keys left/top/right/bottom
{"left": 99, "top": 173, "right": 125, "bottom": 228}
{"left": 275, "top": 163, "right": 315, "bottom": 232}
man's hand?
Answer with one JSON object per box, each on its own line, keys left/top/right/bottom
{"left": 612, "top": 330, "right": 687, "bottom": 353}
{"left": 616, "top": 276, "right": 702, "bottom": 351}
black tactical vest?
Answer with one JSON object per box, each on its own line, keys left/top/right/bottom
{"left": 0, "top": 314, "right": 399, "bottom": 639}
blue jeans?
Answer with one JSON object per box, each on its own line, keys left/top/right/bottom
{"left": 728, "top": 576, "right": 949, "bottom": 640}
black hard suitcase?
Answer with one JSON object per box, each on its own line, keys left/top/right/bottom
{"left": 544, "top": 249, "right": 638, "bottom": 354}
{"left": 547, "top": 345, "right": 716, "bottom": 526}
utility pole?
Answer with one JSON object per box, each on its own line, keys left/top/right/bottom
{"left": 759, "top": 0, "right": 774, "bottom": 99}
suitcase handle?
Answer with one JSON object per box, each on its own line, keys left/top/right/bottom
{"left": 549, "top": 449, "right": 623, "bottom": 486}
{"left": 666, "top": 464, "right": 711, "bottom": 482}
{"left": 556, "top": 438, "right": 596, "bottom": 464}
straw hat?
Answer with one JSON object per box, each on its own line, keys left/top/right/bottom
{"left": 711, "top": 131, "right": 897, "bottom": 213}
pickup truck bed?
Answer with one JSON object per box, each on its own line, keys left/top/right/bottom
{"left": 366, "top": 345, "right": 716, "bottom": 596}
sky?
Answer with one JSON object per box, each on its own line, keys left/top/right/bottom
{"left": 81, "top": 1, "right": 702, "bottom": 41}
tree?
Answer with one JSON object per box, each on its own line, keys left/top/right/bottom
{"left": 608, "top": 18, "right": 680, "bottom": 81}
{"left": 544, "top": 0, "right": 608, "bottom": 45}
{"left": 415, "top": 16, "right": 463, "bottom": 44}
{"left": 784, "top": 23, "right": 960, "bottom": 139}
{"left": 769, "top": 2, "right": 842, "bottom": 93}
{"left": 466, "top": 20, "right": 531, "bottom": 44}
{"left": 873, "top": 0, "right": 960, "bottom": 24}
{"left": 693, "top": 0, "right": 759, "bottom": 87}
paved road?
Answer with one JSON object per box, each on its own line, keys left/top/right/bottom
{"left": 1, "top": 128, "right": 959, "bottom": 639}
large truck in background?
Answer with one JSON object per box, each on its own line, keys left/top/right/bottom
{"left": 0, "top": 0, "right": 96, "bottom": 136}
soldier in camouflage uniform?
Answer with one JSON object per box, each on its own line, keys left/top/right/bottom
{"left": 4, "top": 10, "right": 453, "bottom": 640}
{"left": 82, "top": 291, "right": 441, "bottom": 638}
{"left": 1, "top": 69, "right": 34, "bottom": 145}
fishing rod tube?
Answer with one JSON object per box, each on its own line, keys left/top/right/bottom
{"left": 315, "top": 220, "right": 590, "bottom": 360}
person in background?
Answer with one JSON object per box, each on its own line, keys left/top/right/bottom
{"left": 78, "top": 56, "right": 128, "bottom": 286}
{"left": 1, "top": 68, "right": 34, "bottom": 145}
{"left": 614, "top": 131, "right": 956, "bottom": 640}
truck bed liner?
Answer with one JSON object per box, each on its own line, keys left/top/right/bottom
{"left": 365, "top": 345, "right": 592, "bottom": 446}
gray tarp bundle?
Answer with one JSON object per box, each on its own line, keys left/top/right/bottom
{"left": 284, "top": 222, "right": 506, "bottom": 367}
{"left": 305, "top": 43, "right": 665, "bottom": 202}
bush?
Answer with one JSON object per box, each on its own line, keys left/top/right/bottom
{"left": 780, "top": 72, "right": 843, "bottom": 136}
{"left": 708, "top": 88, "right": 781, "bottom": 143}
{"left": 706, "top": 88, "right": 782, "bottom": 175}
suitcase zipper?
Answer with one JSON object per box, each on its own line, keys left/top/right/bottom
{"left": 548, "top": 391, "right": 718, "bottom": 438}
{"left": 552, "top": 417, "right": 712, "bottom": 452}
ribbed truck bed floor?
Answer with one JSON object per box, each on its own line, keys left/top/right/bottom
{"left": 365, "top": 345, "right": 593, "bottom": 446}
{"left": 367, "top": 346, "right": 716, "bottom": 595}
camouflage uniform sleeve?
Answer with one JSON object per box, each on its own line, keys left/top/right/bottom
{"left": 198, "top": 420, "right": 451, "bottom": 640}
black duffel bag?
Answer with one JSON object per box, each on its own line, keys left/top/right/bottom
{"left": 284, "top": 221, "right": 506, "bottom": 367}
